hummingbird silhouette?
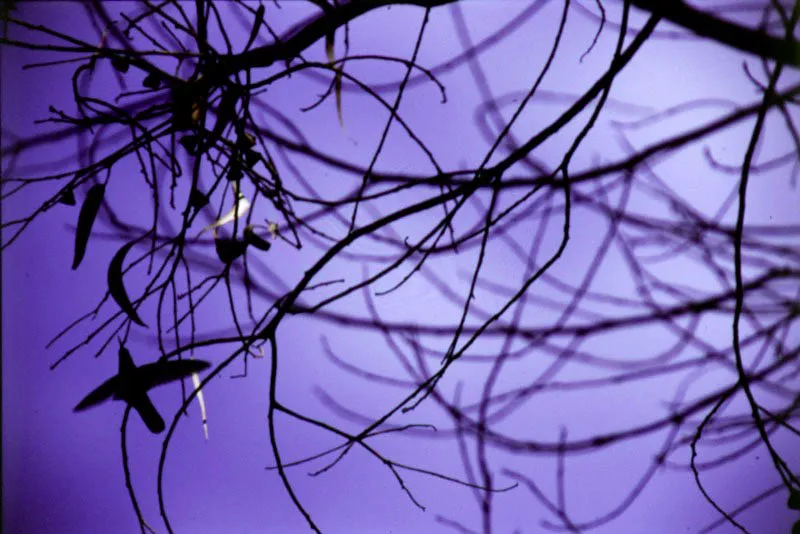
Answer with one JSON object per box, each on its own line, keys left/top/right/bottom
{"left": 74, "top": 343, "right": 211, "bottom": 434}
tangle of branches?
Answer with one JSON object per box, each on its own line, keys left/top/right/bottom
{"left": 2, "top": 1, "right": 799, "bottom": 533}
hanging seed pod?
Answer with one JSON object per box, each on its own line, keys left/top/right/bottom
{"left": 189, "top": 188, "right": 209, "bottom": 210}
{"left": 107, "top": 240, "right": 147, "bottom": 327}
{"left": 244, "top": 148, "right": 260, "bottom": 168}
{"left": 72, "top": 184, "right": 105, "bottom": 270}
{"left": 244, "top": 225, "right": 271, "bottom": 252}
{"left": 142, "top": 72, "right": 161, "bottom": 89}
{"left": 58, "top": 187, "right": 76, "bottom": 206}
{"left": 236, "top": 131, "right": 256, "bottom": 149}
{"left": 227, "top": 161, "right": 243, "bottom": 182}
{"left": 179, "top": 135, "right": 199, "bottom": 155}
{"left": 110, "top": 55, "right": 130, "bottom": 73}
{"left": 789, "top": 490, "right": 800, "bottom": 510}
{"left": 208, "top": 88, "right": 238, "bottom": 147}
{"left": 244, "top": 4, "right": 265, "bottom": 51}
{"left": 214, "top": 237, "right": 247, "bottom": 264}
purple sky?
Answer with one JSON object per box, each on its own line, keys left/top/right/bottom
{"left": 2, "top": 2, "right": 799, "bottom": 533}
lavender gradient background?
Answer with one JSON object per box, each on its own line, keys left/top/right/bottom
{"left": 2, "top": 2, "right": 799, "bottom": 533}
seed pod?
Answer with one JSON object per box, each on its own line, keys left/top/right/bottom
{"left": 58, "top": 188, "right": 76, "bottom": 206}
{"left": 236, "top": 131, "right": 256, "bottom": 149}
{"left": 789, "top": 490, "right": 800, "bottom": 510}
{"left": 72, "top": 184, "right": 105, "bottom": 270}
{"left": 244, "top": 225, "right": 271, "bottom": 252}
{"left": 189, "top": 188, "right": 209, "bottom": 210}
{"left": 142, "top": 72, "right": 161, "bottom": 89}
{"left": 227, "top": 161, "right": 243, "bottom": 182}
{"left": 179, "top": 135, "right": 199, "bottom": 155}
{"left": 111, "top": 55, "right": 130, "bottom": 73}
{"left": 244, "top": 149, "right": 260, "bottom": 168}
{"left": 171, "top": 81, "right": 203, "bottom": 131}
{"left": 107, "top": 240, "right": 147, "bottom": 327}
{"left": 209, "top": 88, "right": 238, "bottom": 147}
{"left": 214, "top": 237, "right": 247, "bottom": 264}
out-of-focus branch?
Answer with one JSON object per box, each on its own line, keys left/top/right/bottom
{"left": 630, "top": 0, "right": 800, "bottom": 66}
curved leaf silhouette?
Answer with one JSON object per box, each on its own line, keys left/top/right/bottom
{"left": 108, "top": 240, "right": 147, "bottom": 327}
{"left": 201, "top": 192, "right": 250, "bottom": 234}
{"left": 74, "top": 343, "right": 211, "bottom": 434}
{"left": 71, "top": 184, "right": 105, "bottom": 270}
{"left": 244, "top": 225, "right": 271, "bottom": 252}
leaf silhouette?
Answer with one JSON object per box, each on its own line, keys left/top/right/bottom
{"left": 179, "top": 134, "right": 199, "bottom": 155}
{"left": 227, "top": 161, "right": 243, "bottom": 182}
{"left": 243, "top": 148, "right": 260, "bottom": 168}
{"left": 72, "top": 184, "right": 105, "bottom": 270}
{"left": 73, "top": 375, "right": 119, "bottom": 411}
{"left": 107, "top": 240, "right": 147, "bottom": 327}
{"left": 244, "top": 225, "right": 271, "bottom": 252}
{"left": 129, "top": 391, "right": 165, "bottom": 433}
{"left": 237, "top": 131, "right": 256, "bottom": 149}
{"left": 110, "top": 55, "right": 129, "bottom": 73}
{"left": 189, "top": 188, "right": 209, "bottom": 210}
{"left": 789, "top": 489, "right": 800, "bottom": 510}
{"left": 209, "top": 88, "right": 238, "bottom": 149}
{"left": 326, "top": 31, "right": 344, "bottom": 128}
{"left": 74, "top": 343, "right": 210, "bottom": 434}
{"left": 215, "top": 237, "right": 247, "bottom": 264}
{"left": 201, "top": 193, "right": 250, "bottom": 234}
{"left": 74, "top": 344, "right": 211, "bottom": 411}
{"left": 142, "top": 72, "right": 161, "bottom": 89}
{"left": 244, "top": 4, "right": 264, "bottom": 52}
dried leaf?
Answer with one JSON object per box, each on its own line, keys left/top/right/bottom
{"left": 326, "top": 31, "right": 344, "bottom": 128}
{"left": 107, "top": 240, "right": 147, "bottom": 327}
{"left": 190, "top": 370, "right": 209, "bottom": 440}
{"left": 72, "top": 184, "right": 105, "bottom": 270}
{"left": 202, "top": 193, "right": 250, "bottom": 234}
{"left": 191, "top": 101, "right": 203, "bottom": 124}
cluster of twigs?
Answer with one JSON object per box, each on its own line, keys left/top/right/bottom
{"left": 2, "top": 1, "right": 799, "bottom": 532}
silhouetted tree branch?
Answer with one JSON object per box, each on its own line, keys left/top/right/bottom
{"left": 2, "top": 1, "right": 799, "bottom": 533}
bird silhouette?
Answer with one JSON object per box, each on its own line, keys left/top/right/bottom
{"left": 74, "top": 343, "right": 211, "bottom": 434}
